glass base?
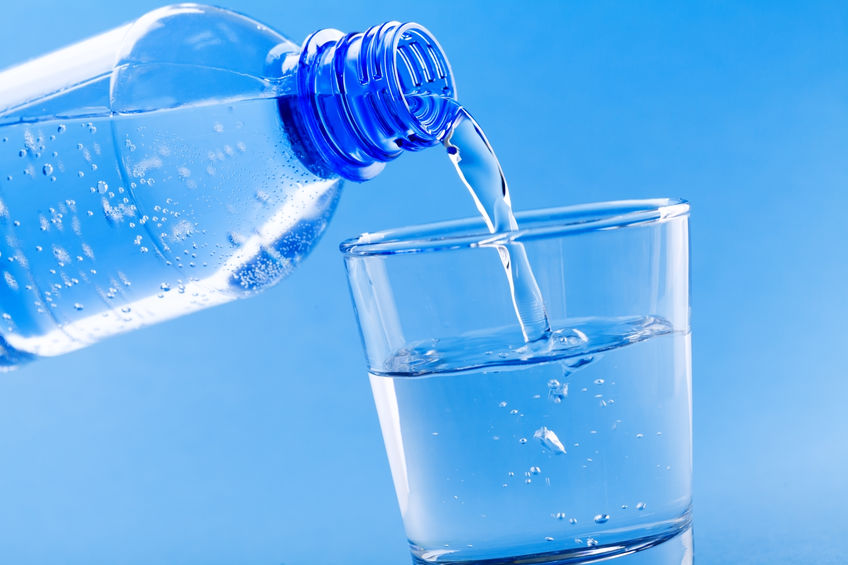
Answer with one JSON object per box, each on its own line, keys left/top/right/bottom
{"left": 410, "top": 513, "right": 693, "bottom": 565}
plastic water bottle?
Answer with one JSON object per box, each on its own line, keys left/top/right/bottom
{"left": 0, "top": 3, "right": 456, "bottom": 366}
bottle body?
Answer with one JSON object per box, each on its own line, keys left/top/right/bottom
{"left": 0, "top": 5, "right": 344, "bottom": 363}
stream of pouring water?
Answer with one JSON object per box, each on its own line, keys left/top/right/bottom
{"left": 442, "top": 107, "right": 551, "bottom": 342}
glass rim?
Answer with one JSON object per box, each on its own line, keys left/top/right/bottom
{"left": 340, "top": 198, "right": 689, "bottom": 257}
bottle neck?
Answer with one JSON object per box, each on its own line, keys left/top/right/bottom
{"left": 283, "top": 22, "right": 457, "bottom": 181}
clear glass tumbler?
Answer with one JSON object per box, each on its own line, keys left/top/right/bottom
{"left": 341, "top": 199, "right": 692, "bottom": 565}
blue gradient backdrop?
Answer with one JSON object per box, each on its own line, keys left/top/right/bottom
{"left": 0, "top": 2, "right": 846, "bottom": 564}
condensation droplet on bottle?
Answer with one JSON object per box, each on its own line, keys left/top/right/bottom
{"left": 555, "top": 512, "right": 566, "bottom": 520}
{"left": 498, "top": 401, "right": 507, "bottom": 408}
{"left": 529, "top": 466, "right": 541, "bottom": 475}
{"left": 594, "top": 514, "right": 609, "bottom": 524}
{"left": 160, "top": 282, "right": 171, "bottom": 292}
{"left": 97, "top": 180, "right": 108, "bottom": 194}
{"left": 518, "top": 437, "right": 527, "bottom": 445}
{"left": 636, "top": 502, "right": 647, "bottom": 511}
{"left": 73, "top": 303, "right": 84, "bottom": 311}
{"left": 57, "top": 124, "right": 66, "bottom": 134}
{"left": 569, "top": 517, "right": 578, "bottom": 525}
{"left": 42, "top": 164, "right": 53, "bottom": 175}
{"left": 544, "top": 537, "right": 554, "bottom": 542}
{"left": 586, "top": 538, "right": 598, "bottom": 547}
{"left": 18, "top": 149, "right": 26, "bottom": 158}
{"left": 594, "top": 378, "right": 605, "bottom": 385}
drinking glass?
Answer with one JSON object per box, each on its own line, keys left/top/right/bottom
{"left": 341, "top": 199, "right": 692, "bottom": 565}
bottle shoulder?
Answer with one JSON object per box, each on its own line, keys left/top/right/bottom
{"left": 0, "top": 4, "right": 299, "bottom": 125}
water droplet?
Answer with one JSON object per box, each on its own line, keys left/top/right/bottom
{"left": 213, "top": 122, "right": 224, "bottom": 133}
{"left": 524, "top": 478, "right": 532, "bottom": 484}
{"left": 555, "top": 512, "right": 566, "bottom": 520}
{"left": 121, "top": 307, "right": 131, "bottom": 313}
{"left": 594, "top": 514, "right": 609, "bottom": 524}
{"left": 254, "top": 190, "right": 270, "bottom": 204}
{"left": 569, "top": 517, "right": 578, "bottom": 525}
{"left": 498, "top": 401, "right": 507, "bottom": 408}
{"left": 636, "top": 433, "right": 644, "bottom": 439}
{"left": 636, "top": 502, "right": 647, "bottom": 511}
{"left": 18, "top": 149, "right": 26, "bottom": 157}
{"left": 57, "top": 124, "right": 66, "bottom": 134}
{"left": 160, "top": 282, "right": 171, "bottom": 292}
{"left": 88, "top": 124, "right": 97, "bottom": 133}
{"left": 621, "top": 504, "right": 629, "bottom": 510}
{"left": 529, "top": 466, "right": 541, "bottom": 475}
{"left": 42, "top": 163, "right": 53, "bottom": 175}
{"left": 73, "top": 303, "right": 84, "bottom": 311}
{"left": 227, "top": 232, "right": 245, "bottom": 247}
{"left": 97, "top": 180, "right": 108, "bottom": 194}
{"left": 509, "top": 409, "right": 519, "bottom": 415}
{"left": 586, "top": 538, "right": 598, "bottom": 547}
{"left": 535, "top": 426, "right": 566, "bottom": 454}
{"left": 518, "top": 438, "right": 527, "bottom": 445}
{"left": 594, "top": 378, "right": 605, "bottom": 385}
{"left": 544, "top": 536, "right": 554, "bottom": 542}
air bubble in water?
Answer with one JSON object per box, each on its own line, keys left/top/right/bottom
{"left": 534, "top": 426, "right": 566, "bottom": 454}
{"left": 548, "top": 378, "right": 568, "bottom": 403}
{"left": 594, "top": 514, "right": 609, "bottom": 524}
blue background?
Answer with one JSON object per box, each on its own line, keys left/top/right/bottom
{"left": 1, "top": 1, "right": 846, "bottom": 564}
